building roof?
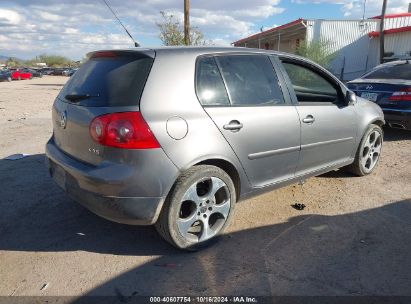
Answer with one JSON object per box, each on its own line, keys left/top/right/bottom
{"left": 368, "top": 25, "right": 411, "bottom": 37}
{"left": 233, "top": 19, "right": 303, "bottom": 45}
{"left": 371, "top": 13, "right": 411, "bottom": 19}
{"left": 233, "top": 12, "right": 411, "bottom": 45}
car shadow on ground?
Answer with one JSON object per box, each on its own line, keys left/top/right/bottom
{"left": 0, "top": 154, "right": 179, "bottom": 256}
{"left": 1, "top": 154, "right": 410, "bottom": 296}
{"left": 383, "top": 127, "right": 410, "bottom": 142}
{"left": 77, "top": 199, "right": 411, "bottom": 297}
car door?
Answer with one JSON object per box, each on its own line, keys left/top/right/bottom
{"left": 278, "top": 57, "right": 357, "bottom": 176}
{"left": 196, "top": 54, "right": 301, "bottom": 188}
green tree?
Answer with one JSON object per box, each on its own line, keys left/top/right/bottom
{"left": 295, "top": 40, "right": 335, "bottom": 68}
{"left": 37, "top": 54, "right": 72, "bottom": 67}
{"left": 5, "top": 57, "right": 21, "bottom": 67}
{"left": 156, "top": 11, "right": 208, "bottom": 46}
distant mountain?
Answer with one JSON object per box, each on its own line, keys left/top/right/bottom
{"left": 0, "top": 55, "right": 24, "bottom": 62}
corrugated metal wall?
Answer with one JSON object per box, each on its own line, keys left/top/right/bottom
{"left": 366, "top": 17, "right": 411, "bottom": 74}
{"left": 306, "top": 17, "right": 411, "bottom": 80}
{"left": 383, "top": 16, "right": 411, "bottom": 30}
{"left": 369, "top": 31, "right": 411, "bottom": 64}
{"left": 385, "top": 31, "right": 411, "bottom": 54}
{"left": 306, "top": 19, "right": 378, "bottom": 80}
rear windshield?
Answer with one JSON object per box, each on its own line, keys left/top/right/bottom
{"left": 364, "top": 63, "right": 411, "bottom": 80}
{"left": 58, "top": 53, "right": 154, "bottom": 107}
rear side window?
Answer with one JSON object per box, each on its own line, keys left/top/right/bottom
{"left": 364, "top": 63, "right": 411, "bottom": 80}
{"left": 58, "top": 53, "right": 153, "bottom": 107}
{"left": 196, "top": 57, "right": 230, "bottom": 106}
{"left": 216, "top": 55, "right": 284, "bottom": 106}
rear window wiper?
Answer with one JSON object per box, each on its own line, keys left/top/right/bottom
{"left": 65, "top": 93, "right": 100, "bottom": 102}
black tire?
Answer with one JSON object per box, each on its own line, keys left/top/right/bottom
{"left": 155, "top": 165, "right": 236, "bottom": 250}
{"left": 347, "top": 124, "right": 383, "bottom": 176}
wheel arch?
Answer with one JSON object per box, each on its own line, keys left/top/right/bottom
{"left": 370, "top": 119, "right": 385, "bottom": 128}
{"left": 194, "top": 158, "right": 242, "bottom": 201}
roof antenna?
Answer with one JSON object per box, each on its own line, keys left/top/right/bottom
{"left": 102, "top": 0, "right": 140, "bottom": 47}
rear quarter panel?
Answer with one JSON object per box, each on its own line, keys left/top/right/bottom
{"left": 139, "top": 49, "right": 252, "bottom": 197}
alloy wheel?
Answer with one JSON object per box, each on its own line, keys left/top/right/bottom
{"left": 361, "top": 130, "right": 382, "bottom": 173}
{"left": 176, "top": 177, "right": 231, "bottom": 243}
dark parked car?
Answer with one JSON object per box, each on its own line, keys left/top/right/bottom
{"left": 68, "top": 68, "right": 78, "bottom": 76}
{"left": 46, "top": 47, "right": 384, "bottom": 249}
{"left": 22, "top": 68, "right": 43, "bottom": 78}
{"left": 348, "top": 60, "right": 411, "bottom": 130}
{"left": 0, "top": 70, "right": 12, "bottom": 82}
{"left": 50, "top": 68, "right": 67, "bottom": 76}
{"left": 62, "top": 68, "right": 78, "bottom": 76}
{"left": 40, "top": 68, "right": 54, "bottom": 75}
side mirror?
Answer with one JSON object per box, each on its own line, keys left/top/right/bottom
{"left": 346, "top": 90, "right": 357, "bottom": 105}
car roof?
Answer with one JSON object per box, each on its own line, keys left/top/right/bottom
{"left": 88, "top": 46, "right": 304, "bottom": 60}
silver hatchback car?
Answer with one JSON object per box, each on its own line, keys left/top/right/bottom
{"left": 46, "top": 47, "right": 384, "bottom": 249}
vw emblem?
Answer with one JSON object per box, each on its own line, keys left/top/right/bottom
{"left": 59, "top": 111, "right": 67, "bottom": 129}
{"left": 366, "top": 85, "right": 373, "bottom": 90}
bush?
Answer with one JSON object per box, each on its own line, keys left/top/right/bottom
{"left": 296, "top": 40, "right": 335, "bottom": 68}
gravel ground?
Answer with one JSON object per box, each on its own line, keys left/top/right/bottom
{"left": 0, "top": 76, "right": 410, "bottom": 297}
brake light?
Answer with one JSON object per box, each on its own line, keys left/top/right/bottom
{"left": 89, "top": 112, "right": 160, "bottom": 149}
{"left": 90, "top": 51, "right": 117, "bottom": 58}
{"left": 389, "top": 87, "right": 411, "bottom": 101}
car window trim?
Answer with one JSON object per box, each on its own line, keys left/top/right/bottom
{"left": 269, "top": 55, "right": 295, "bottom": 106}
{"left": 213, "top": 55, "right": 234, "bottom": 106}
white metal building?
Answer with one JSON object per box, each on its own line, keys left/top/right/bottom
{"left": 233, "top": 13, "right": 411, "bottom": 81}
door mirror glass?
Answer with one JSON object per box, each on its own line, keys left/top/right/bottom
{"left": 346, "top": 90, "right": 357, "bottom": 105}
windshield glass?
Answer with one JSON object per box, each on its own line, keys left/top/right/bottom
{"left": 364, "top": 63, "right": 411, "bottom": 80}
{"left": 58, "top": 53, "right": 154, "bottom": 107}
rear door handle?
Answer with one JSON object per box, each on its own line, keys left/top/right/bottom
{"left": 302, "top": 115, "right": 315, "bottom": 124}
{"left": 223, "top": 120, "right": 243, "bottom": 132}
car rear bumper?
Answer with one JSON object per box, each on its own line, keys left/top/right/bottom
{"left": 45, "top": 138, "right": 179, "bottom": 225}
{"left": 382, "top": 108, "right": 411, "bottom": 130}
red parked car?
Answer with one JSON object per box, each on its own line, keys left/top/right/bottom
{"left": 11, "top": 69, "right": 32, "bottom": 80}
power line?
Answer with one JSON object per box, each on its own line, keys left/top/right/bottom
{"left": 101, "top": 0, "right": 140, "bottom": 47}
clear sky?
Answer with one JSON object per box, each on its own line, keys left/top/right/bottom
{"left": 0, "top": 0, "right": 409, "bottom": 60}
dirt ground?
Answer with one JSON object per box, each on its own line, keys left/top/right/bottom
{"left": 0, "top": 76, "right": 410, "bottom": 298}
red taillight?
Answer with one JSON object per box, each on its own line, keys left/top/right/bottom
{"left": 389, "top": 87, "right": 411, "bottom": 101}
{"left": 89, "top": 112, "right": 160, "bottom": 149}
{"left": 90, "top": 51, "right": 117, "bottom": 58}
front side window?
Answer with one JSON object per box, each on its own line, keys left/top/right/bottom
{"left": 216, "top": 55, "right": 284, "bottom": 106}
{"left": 282, "top": 61, "right": 340, "bottom": 104}
{"left": 196, "top": 57, "right": 230, "bottom": 106}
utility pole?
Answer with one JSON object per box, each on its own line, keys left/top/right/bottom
{"left": 379, "top": 0, "right": 387, "bottom": 64}
{"left": 184, "top": 0, "right": 190, "bottom": 45}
